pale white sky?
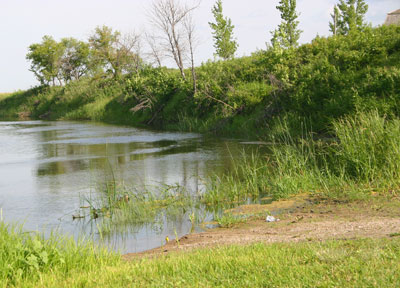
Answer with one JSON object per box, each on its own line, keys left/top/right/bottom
{"left": 0, "top": 0, "right": 398, "bottom": 92}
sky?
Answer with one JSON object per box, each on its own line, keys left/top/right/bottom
{"left": 0, "top": 0, "right": 398, "bottom": 92}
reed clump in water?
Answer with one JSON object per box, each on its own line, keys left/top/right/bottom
{"left": 79, "top": 182, "right": 198, "bottom": 235}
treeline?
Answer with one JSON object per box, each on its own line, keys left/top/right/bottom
{"left": 25, "top": 0, "right": 370, "bottom": 88}
{"left": 26, "top": 26, "right": 142, "bottom": 86}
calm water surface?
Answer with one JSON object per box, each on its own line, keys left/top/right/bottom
{"left": 0, "top": 121, "right": 256, "bottom": 253}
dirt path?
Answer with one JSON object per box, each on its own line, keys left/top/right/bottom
{"left": 123, "top": 197, "right": 400, "bottom": 260}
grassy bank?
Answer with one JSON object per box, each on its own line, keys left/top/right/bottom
{"left": 205, "top": 111, "right": 400, "bottom": 206}
{"left": 1, "top": 26, "right": 399, "bottom": 139}
{"left": 2, "top": 218, "right": 400, "bottom": 288}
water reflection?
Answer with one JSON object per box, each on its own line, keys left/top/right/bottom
{"left": 0, "top": 121, "right": 253, "bottom": 253}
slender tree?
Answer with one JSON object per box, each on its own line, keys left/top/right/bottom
{"left": 184, "top": 13, "right": 198, "bottom": 94}
{"left": 330, "top": 0, "right": 368, "bottom": 35}
{"left": 145, "top": 33, "right": 164, "bottom": 67}
{"left": 271, "top": 0, "right": 302, "bottom": 49}
{"left": 329, "top": 5, "right": 340, "bottom": 35}
{"left": 209, "top": 0, "right": 238, "bottom": 60}
{"left": 149, "top": 0, "right": 199, "bottom": 80}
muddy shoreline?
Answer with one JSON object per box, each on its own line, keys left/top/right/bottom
{"left": 123, "top": 196, "right": 400, "bottom": 260}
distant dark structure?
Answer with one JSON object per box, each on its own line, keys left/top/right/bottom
{"left": 384, "top": 9, "right": 400, "bottom": 26}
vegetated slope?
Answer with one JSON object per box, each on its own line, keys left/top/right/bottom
{"left": 1, "top": 25, "right": 399, "bottom": 139}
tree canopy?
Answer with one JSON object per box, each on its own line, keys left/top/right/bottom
{"left": 89, "top": 26, "right": 141, "bottom": 79}
{"left": 26, "top": 36, "right": 65, "bottom": 86}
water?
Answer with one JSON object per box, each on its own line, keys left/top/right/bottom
{"left": 0, "top": 121, "right": 257, "bottom": 253}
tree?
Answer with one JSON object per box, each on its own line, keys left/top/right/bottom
{"left": 26, "top": 36, "right": 65, "bottom": 86}
{"left": 271, "top": 0, "right": 302, "bottom": 49}
{"left": 59, "top": 38, "right": 90, "bottom": 82}
{"left": 184, "top": 13, "right": 198, "bottom": 93}
{"left": 148, "top": 0, "right": 199, "bottom": 80}
{"left": 89, "top": 26, "right": 141, "bottom": 79}
{"left": 145, "top": 33, "right": 165, "bottom": 67}
{"left": 329, "top": 5, "right": 340, "bottom": 35}
{"left": 329, "top": 0, "right": 368, "bottom": 35}
{"left": 208, "top": 0, "right": 238, "bottom": 60}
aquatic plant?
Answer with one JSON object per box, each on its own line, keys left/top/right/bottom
{"left": 77, "top": 180, "right": 198, "bottom": 235}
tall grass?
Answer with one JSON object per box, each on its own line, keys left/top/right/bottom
{"left": 204, "top": 111, "right": 400, "bottom": 203}
{"left": 332, "top": 111, "right": 400, "bottom": 182}
{"left": 203, "top": 151, "right": 269, "bottom": 206}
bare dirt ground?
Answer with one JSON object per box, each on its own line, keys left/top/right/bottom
{"left": 123, "top": 196, "right": 400, "bottom": 260}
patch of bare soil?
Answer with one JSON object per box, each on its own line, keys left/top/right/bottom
{"left": 123, "top": 197, "right": 400, "bottom": 260}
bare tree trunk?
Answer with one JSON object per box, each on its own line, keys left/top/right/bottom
{"left": 149, "top": 0, "right": 199, "bottom": 81}
{"left": 184, "top": 14, "right": 197, "bottom": 94}
{"left": 171, "top": 23, "right": 186, "bottom": 80}
{"left": 145, "top": 33, "right": 163, "bottom": 67}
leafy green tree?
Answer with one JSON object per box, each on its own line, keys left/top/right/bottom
{"left": 89, "top": 26, "right": 140, "bottom": 79}
{"left": 26, "top": 36, "right": 65, "bottom": 86}
{"left": 271, "top": 0, "right": 302, "bottom": 49}
{"left": 209, "top": 0, "right": 238, "bottom": 60}
{"left": 59, "top": 38, "right": 90, "bottom": 82}
{"left": 330, "top": 0, "right": 368, "bottom": 35}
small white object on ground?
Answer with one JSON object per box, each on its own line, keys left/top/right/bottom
{"left": 266, "top": 215, "right": 279, "bottom": 222}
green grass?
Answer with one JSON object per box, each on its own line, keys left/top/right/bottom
{"left": 203, "top": 111, "right": 400, "bottom": 205}
{"left": 215, "top": 213, "right": 247, "bottom": 228}
{"left": 0, "top": 93, "right": 11, "bottom": 99}
{"left": 0, "top": 221, "right": 118, "bottom": 287}
{"left": 3, "top": 227, "right": 400, "bottom": 288}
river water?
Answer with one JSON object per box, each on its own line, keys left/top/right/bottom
{"left": 0, "top": 121, "right": 256, "bottom": 253}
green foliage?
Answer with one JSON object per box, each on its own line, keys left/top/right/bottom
{"left": 271, "top": 0, "right": 302, "bottom": 49}
{"left": 89, "top": 26, "right": 141, "bottom": 79}
{"left": 59, "top": 38, "right": 90, "bottom": 82}
{"left": 209, "top": 0, "right": 238, "bottom": 60}
{"left": 0, "top": 221, "right": 118, "bottom": 287}
{"left": 330, "top": 0, "right": 369, "bottom": 35}
{"left": 26, "top": 36, "right": 91, "bottom": 86}
{"left": 26, "top": 36, "right": 65, "bottom": 86}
